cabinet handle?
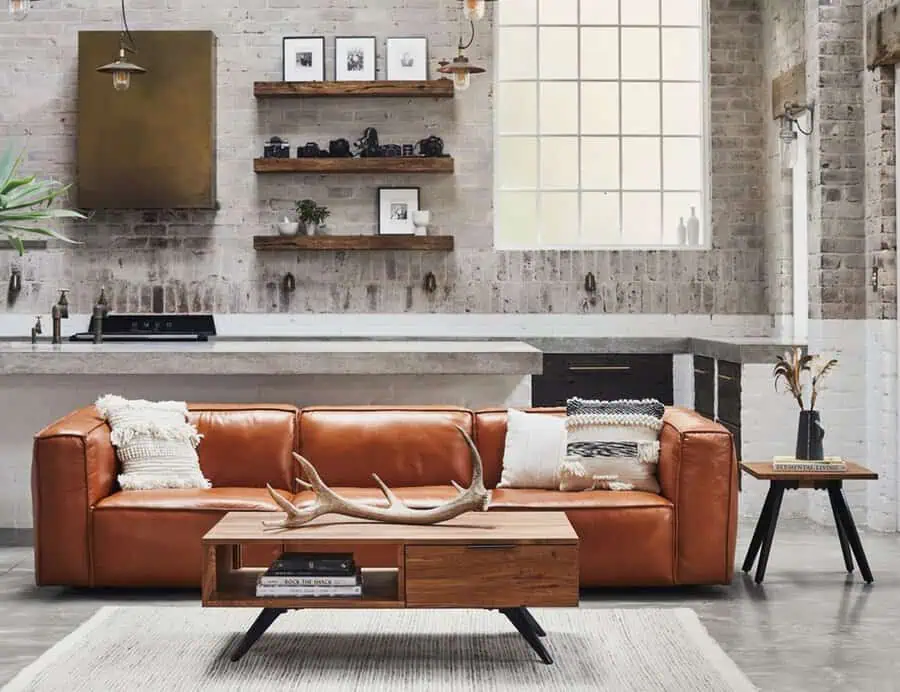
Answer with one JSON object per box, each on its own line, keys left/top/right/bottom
{"left": 694, "top": 369, "right": 709, "bottom": 375}
{"left": 567, "top": 365, "right": 631, "bottom": 372}
{"left": 466, "top": 544, "right": 517, "bottom": 550}
{"left": 717, "top": 374, "right": 736, "bottom": 382}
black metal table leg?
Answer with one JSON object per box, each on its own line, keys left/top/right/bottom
{"left": 742, "top": 486, "right": 777, "bottom": 572}
{"left": 830, "top": 488, "right": 874, "bottom": 583}
{"left": 827, "top": 485, "right": 854, "bottom": 573}
{"left": 754, "top": 482, "right": 785, "bottom": 584}
{"left": 500, "top": 607, "right": 553, "bottom": 664}
{"left": 519, "top": 607, "right": 546, "bottom": 637}
{"left": 230, "top": 607, "right": 286, "bottom": 662}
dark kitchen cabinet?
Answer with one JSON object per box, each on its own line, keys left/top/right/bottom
{"left": 532, "top": 354, "right": 674, "bottom": 407}
{"left": 693, "top": 356, "right": 714, "bottom": 419}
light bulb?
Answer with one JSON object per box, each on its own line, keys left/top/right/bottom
{"left": 454, "top": 70, "right": 471, "bottom": 92}
{"left": 112, "top": 70, "right": 131, "bottom": 92}
{"left": 779, "top": 119, "right": 796, "bottom": 171}
{"left": 464, "top": 0, "right": 485, "bottom": 20}
{"left": 8, "top": 0, "right": 30, "bottom": 20}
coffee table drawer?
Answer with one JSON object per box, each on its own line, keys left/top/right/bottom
{"left": 405, "top": 544, "right": 578, "bottom": 607}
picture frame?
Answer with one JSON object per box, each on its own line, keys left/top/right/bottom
{"left": 335, "top": 36, "right": 377, "bottom": 81}
{"left": 386, "top": 37, "right": 428, "bottom": 81}
{"left": 282, "top": 36, "right": 325, "bottom": 82}
{"left": 377, "top": 187, "right": 420, "bottom": 235}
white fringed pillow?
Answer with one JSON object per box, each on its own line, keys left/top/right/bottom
{"left": 559, "top": 397, "right": 664, "bottom": 493}
{"left": 95, "top": 395, "right": 209, "bottom": 491}
{"left": 497, "top": 409, "right": 567, "bottom": 489}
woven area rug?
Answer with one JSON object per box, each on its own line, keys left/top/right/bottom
{"left": 3, "top": 606, "right": 756, "bottom": 692}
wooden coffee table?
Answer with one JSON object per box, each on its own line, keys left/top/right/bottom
{"left": 202, "top": 511, "right": 579, "bottom": 664}
{"left": 740, "top": 461, "right": 878, "bottom": 584}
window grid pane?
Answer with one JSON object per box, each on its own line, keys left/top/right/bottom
{"left": 496, "top": 0, "right": 706, "bottom": 247}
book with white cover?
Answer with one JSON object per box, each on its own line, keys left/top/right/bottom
{"left": 255, "top": 584, "right": 363, "bottom": 598}
{"left": 772, "top": 456, "right": 846, "bottom": 472}
{"left": 257, "top": 574, "right": 360, "bottom": 587}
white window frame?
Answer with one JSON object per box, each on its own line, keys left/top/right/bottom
{"left": 492, "top": 0, "right": 712, "bottom": 250}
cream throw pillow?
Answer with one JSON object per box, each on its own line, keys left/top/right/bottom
{"left": 96, "top": 395, "right": 209, "bottom": 491}
{"left": 497, "top": 409, "right": 566, "bottom": 489}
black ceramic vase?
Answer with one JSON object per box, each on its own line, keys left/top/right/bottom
{"left": 795, "top": 410, "right": 825, "bottom": 460}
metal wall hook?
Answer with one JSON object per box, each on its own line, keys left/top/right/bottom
{"left": 423, "top": 271, "right": 437, "bottom": 294}
{"left": 8, "top": 268, "right": 21, "bottom": 295}
{"left": 282, "top": 272, "right": 296, "bottom": 293}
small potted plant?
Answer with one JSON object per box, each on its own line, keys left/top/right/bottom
{"left": 773, "top": 347, "right": 838, "bottom": 460}
{"left": 295, "top": 199, "right": 331, "bottom": 235}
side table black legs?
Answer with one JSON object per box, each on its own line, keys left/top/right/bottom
{"left": 500, "top": 607, "right": 552, "bottom": 664}
{"left": 828, "top": 487, "right": 874, "bottom": 583}
{"left": 742, "top": 479, "right": 874, "bottom": 584}
{"left": 828, "top": 487, "right": 854, "bottom": 573}
{"left": 231, "top": 607, "right": 287, "bottom": 662}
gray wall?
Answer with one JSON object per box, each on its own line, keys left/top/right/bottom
{"left": 1, "top": 0, "right": 766, "bottom": 316}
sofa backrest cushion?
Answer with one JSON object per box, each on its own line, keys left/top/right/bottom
{"left": 187, "top": 404, "right": 298, "bottom": 489}
{"left": 474, "top": 408, "right": 565, "bottom": 489}
{"left": 298, "top": 407, "right": 475, "bottom": 487}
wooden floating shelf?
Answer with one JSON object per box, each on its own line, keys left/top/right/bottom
{"left": 254, "top": 80, "right": 455, "bottom": 98}
{"left": 253, "top": 157, "right": 455, "bottom": 174}
{"left": 254, "top": 234, "right": 455, "bottom": 252}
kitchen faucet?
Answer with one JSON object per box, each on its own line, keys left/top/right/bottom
{"left": 51, "top": 289, "right": 69, "bottom": 344}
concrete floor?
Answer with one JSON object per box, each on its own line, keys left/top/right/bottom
{"left": 1, "top": 519, "right": 898, "bottom": 691}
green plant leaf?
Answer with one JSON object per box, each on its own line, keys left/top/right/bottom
{"left": 4, "top": 233, "right": 25, "bottom": 255}
{"left": 1, "top": 175, "right": 35, "bottom": 196}
{"left": 0, "top": 146, "right": 23, "bottom": 190}
{"left": 0, "top": 224, "right": 79, "bottom": 244}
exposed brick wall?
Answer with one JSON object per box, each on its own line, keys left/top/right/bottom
{"left": 0, "top": 0, "right": 767, "bottom": 316}
{"left": 807, "top": 0, "right": 867, "bottom": 320}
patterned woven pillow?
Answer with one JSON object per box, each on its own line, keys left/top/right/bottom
{"left": 559, "top": 397, "right": 664, "bottom": 493}
{"left": 96, "top": 395, "right": 209, "bottom": 491}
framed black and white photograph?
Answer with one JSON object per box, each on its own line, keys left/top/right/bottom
{"left": 335, "top": 36, "right": 376, "bottom": 81}
{"left": 386, "top": 37, "right": 428, "bottom": 80}
{"left": 282, "top": 36, "right": 325, "bottom": 82}
{"left": 378, "top": 187, "right": 420, "bottom": 235}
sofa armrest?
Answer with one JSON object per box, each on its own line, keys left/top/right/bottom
{"left": 658, "top": 407, "right": 738, "bottom": 585}
{"left": 32, "top": 406, "right": 117, "bottom": 586}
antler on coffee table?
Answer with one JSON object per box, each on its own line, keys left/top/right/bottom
{"left": 264, "top": 425, "right": 491, "bottom": 528}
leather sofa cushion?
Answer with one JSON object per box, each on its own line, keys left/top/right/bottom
{"left": 474, "top": 408, "right": 565, "bottom": 489}
{"left": 488, "top": 488, "right": 672, "bottom": 510}
{"left": 187, "top": 404, "right": 298, "bottom": 489}
{"left": 298, "top": 408, "right": 475, "bottom": 488}
{"left": 94, "top": 487, "right": 292, "bottom": 512}
{"left": 292, "top": 485, "right": 460, "bottom": 509}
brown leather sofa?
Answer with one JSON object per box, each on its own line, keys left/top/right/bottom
{"left": 32, "top": 404, "right": 737, "bottom": 589}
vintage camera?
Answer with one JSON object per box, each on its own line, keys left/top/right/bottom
{"left": 297, "top": 142, "right": 322, "bottom": 158}
{"left": 354, "top": 127, "right": 380, "bottom": 158}
{"left": 416, "top": 135, "right": 444, "bottom": 157}
{"left": 380, "top": 144, "right": 402, "bottom": 157}
{"left": 263, "top": 136, "right": 290, "bottom": 159}
{"left": 329, "top": 138, "right": 352, "bottom": 158}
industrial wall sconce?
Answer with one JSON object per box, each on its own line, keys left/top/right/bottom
{"left": 8, "top": 0, "right": 37, "bottom": 21}
{"left": 438, "top": 19, "right": 486, "bottom": 92}
{"left": 96, "top": 0, "right": 146, "bottom": 92}
{"left": 777, "top": 101, "right": 813, "bottom": 170}
{"left": 461, "top": 0, "right": 497, "bottom": 21}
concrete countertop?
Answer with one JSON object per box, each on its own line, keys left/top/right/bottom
{"left": 0, "top": 340, "right": 543, "bottom": 376}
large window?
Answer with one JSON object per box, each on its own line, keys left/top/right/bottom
{"left": 494, "top": 0, "right": 708, "bottom": 248}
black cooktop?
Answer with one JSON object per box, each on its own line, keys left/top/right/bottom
{"left": 69, "top": 313, "right": 217, "bottom": 342}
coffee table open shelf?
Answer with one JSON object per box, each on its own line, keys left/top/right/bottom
{"left": 202, "top": 511, "right": 579, "bottom": 664}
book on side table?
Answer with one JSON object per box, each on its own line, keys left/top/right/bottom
{"left": 772, "top": 456, "right": 846, "bottom": 472}
{"left": 256, "top": 552, "right": 362, "bottom": 598}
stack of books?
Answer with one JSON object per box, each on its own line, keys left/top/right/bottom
{"left": 772, "top": 456, "right": 846, "bottom": 472}
{"left": 256, "top": 552, "right": 362, "bottom": 598}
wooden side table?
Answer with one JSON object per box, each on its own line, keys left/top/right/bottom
{"left": 740, "top": 462, "right": 878, "bottom": 584}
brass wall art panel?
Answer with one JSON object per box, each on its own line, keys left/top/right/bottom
{"left": 77, "top": 30, "right": 217, "bottom": 209}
